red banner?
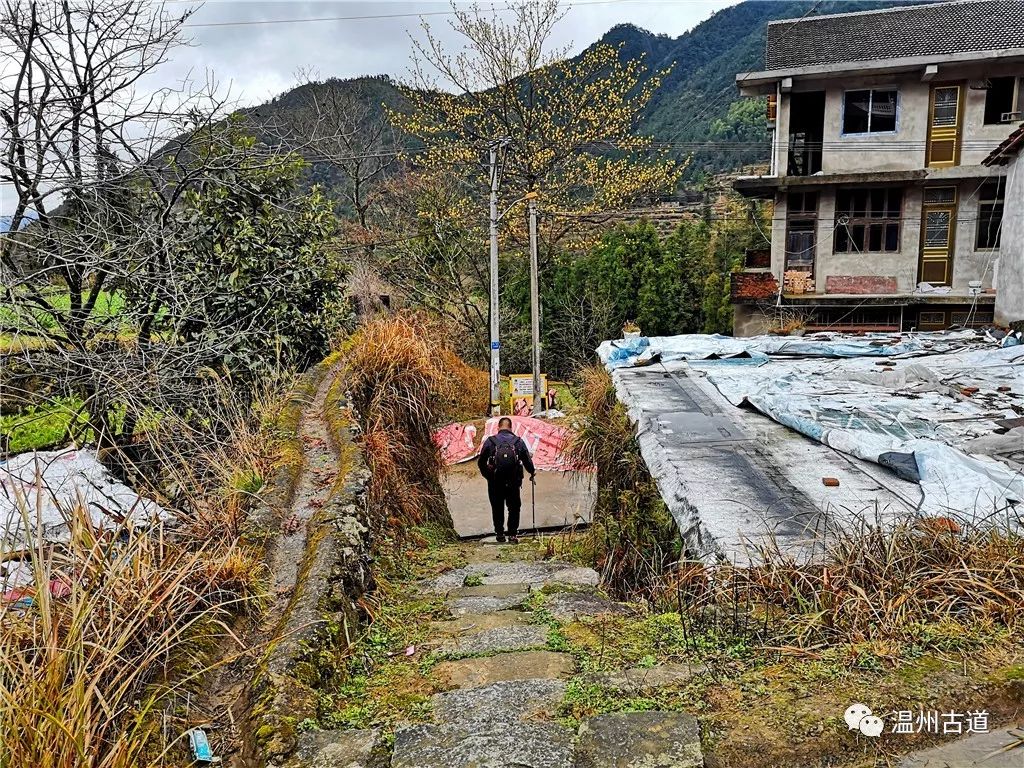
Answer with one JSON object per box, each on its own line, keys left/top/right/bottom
{"left": 433, "top": 416, "right": 592, "bottom": 471}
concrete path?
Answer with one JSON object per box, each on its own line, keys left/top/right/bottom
{"left": 443, "top": 463, "right": 594, "bottom": 537}
{"left": 285, "top": 540, "right": 704, "bottom": 768}
{"left": 898, "top": 725, "right": 1024, "bottom": 767}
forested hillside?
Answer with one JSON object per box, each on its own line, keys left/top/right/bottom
{"left": 236, "top": 1, "right": 921, "bottom": 192}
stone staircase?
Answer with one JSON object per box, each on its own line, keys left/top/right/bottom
{"left": 285, "top": 541, "right": 705, "bottom": 768}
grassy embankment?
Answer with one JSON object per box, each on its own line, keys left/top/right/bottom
{"left": 0, "top": 382, "right": 292, "bottom": 767}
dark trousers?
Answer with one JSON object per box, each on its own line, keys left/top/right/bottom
{"left": 487, "top": 479, "right": 522, "bottom": 536}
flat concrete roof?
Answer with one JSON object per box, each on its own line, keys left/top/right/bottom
{"left": 736, "top": 47, "right": 1024, "bottom": 94}
{"left": 733, "top": 165, "right": 1004, "bottom": 198}
{"left": 602, "top": 332, "right": 1024, "bottom": 564}
{"left": 613, "top": 362, "right": 921, "bottom": 563}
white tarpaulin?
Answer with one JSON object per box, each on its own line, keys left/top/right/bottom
{"left": 597, "top": 330, "right": 998, "bottom": 369}
{"left": 0, "top": 448, "right": 167, "bottom": 549}
{"left": 602, "top": 330, "right": 1024, "bottom": 521}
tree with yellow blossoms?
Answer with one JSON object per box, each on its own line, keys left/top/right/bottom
{"left": 389, "top": 0, "right": 682, "bottom": 251}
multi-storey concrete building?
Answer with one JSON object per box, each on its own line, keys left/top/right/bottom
{"left": 985, "top": 121, "right": 1024, "bottom": 326}
{"left": 730, "top": 0, "right": 1023, "bottom": 335}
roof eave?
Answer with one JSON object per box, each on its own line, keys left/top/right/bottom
{"left": 983, "top": 123, "right": 1024, "bottom": 166}
{"left": 736, "top": 47, "right": 1024, "bottom": 95}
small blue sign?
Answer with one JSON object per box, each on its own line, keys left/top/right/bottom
{"left": 491, "top": 341, "right": 500, "bottom": 349}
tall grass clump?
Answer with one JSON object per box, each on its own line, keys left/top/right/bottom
{"left": 658, "top": 512, "right": 1024, "bottom": 649}
{"left": 567, "top": 365, "right": 682, "bottom": 598}
{"left": 0, "top": 501, "right": 258, "bottom": 768}
{"left": 338, "top": 313, "right": 457, "bottom": 545}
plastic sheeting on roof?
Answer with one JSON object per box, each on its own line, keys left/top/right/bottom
{"left": 0, "top": 448, "right": 168, "bottom": 549}
{"left": 601, "top": 330, "right": 1024, "bottom": 529}
{"left": 597, "top": 330, "right": 989, "bottom": 369}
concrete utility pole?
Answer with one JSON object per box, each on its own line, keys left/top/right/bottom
{"left": 527, "top": 191, "right": 542, "bottom": 416}
{"left": 487, "top": 142, "right": 505, "bottom": 416}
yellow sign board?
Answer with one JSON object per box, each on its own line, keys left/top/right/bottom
{"left": 508, "top": 373, "right": 548, "bottom": 415}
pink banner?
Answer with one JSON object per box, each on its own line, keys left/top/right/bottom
{"left": 433, "top": 416, "right": 593, "bottom": 472}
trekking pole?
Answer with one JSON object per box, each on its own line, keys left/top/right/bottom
{"left": 531, "top": 475, "right": 536, "bottom": 535}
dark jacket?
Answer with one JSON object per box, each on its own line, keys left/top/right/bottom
{"left": 478, "top": 429, "right": 536, "bottom": 484}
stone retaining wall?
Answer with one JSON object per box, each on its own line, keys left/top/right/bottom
{"left": 247, "top": 364, "right": 375, "bottom": 766}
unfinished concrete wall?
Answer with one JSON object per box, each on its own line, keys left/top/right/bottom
{"left": 733, "top": 305, "right": 774, "bottom": 337}
{"left": 770, "top": 177, "right": 1004, "bottom": 296}
{"left": 820, "top": 76, "right": 929, "bottom": 174}
{"left": 995, "top": 157, "right": 1024, "bottom": 327}
{"left": 806, "top": 63, "right": 1024, "bottom": 175}
{"left": 953, "top": 179, "right": 1000, "bottom": 292}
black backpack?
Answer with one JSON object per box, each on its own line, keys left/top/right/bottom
{"left": 488, "top": 433, "right": 522, "bottom": 480}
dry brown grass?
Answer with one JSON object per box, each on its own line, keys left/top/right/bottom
{"left": 0, "top": 502, "right": 259, "bottom": 768}
{"left": 338, "top": 313, "right": 457, "bottom": 543}
{"left": 0, "top": 379, "right": 293, "bottom": 766}
{"left": 566, "top": 365, "right": 682, "bottom": 598}
{"left": 439, "top": 348, "right": 489, "bottom": 422}
{"left": 657, "top": 511, "right": 1024, "bottom": 648}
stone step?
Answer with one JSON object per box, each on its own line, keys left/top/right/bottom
{"left": 392, "top": 721, "right": 575, "bottom": 768}
{"left": 576, "top": 711, "right": 703, "bottom": 768}
{"left": 447, "top": 593, "right": 531, "bottom": 616}
{"left": 897, "top": 724, "right": 1024, "bottom": 767}
{"left": 425, "top": 562, "right": 599, "bottom": 594}
{"left": 583, "top": 662, "right": 701, "bottom": 694}
{"left": 432, "top": 650, "right": 576, "bottom": 689}
{"left": 431, "top": 610, "right": 531, "bottom": 635}
{"left": 436, "top": 623, "right": 548, "bottom": 656}
{"left": 390, "top": 708, "right": 705, "bottom": 768}
{"left": 541, "top": 591, "right": 634, "bottom": 621}
{"left": 284, "top": 727, "right": 381, "bottom": 768}
{"left": 432, "top": 679, "right": 567, "bottom": 730}
{"left": 449, "top": 582, "right": 531, "bottom": 599}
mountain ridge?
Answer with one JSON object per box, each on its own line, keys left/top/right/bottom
{"left": 237, "top": 1, "right": 929, "bottom": 192}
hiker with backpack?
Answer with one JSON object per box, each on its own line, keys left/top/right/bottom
{"left": 477, "top": 417, "right": 536, "bottom": 543}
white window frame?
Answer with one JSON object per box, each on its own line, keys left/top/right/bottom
{"left": 840, "top": 88, "right": 900, "bottom": 136}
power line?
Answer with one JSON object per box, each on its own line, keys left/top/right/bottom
{"left": 181, "top": 0, "right": 638, "bottom": 29}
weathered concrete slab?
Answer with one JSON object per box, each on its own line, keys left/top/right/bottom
{"left": 284, "top": 728, "right": 381, "bottom": 768}
{"left": 431, "top": 610, "right": 530, "bottom": 635}
{"left": 445, "top": 462, "right": 594, "bottom": 538}
{"left": 433, "top": 650, "right": 575, "bottom": 689}
{"left": 447, "top": 594, "right": 530, "bottom": 616}
{"left": 427, "top": 562, "right": 598, "bottom": 593}
{"left": 450, "top": 582, "right": 531, "bottom": 598}
{"left": 897, "top": 725, "right": 1024, "bottom": 767}
{"left": 583, "top": 663, "right": 701, "bottom": 693}
{"left": 437, "top": 623, "right": 548, "bottom": 655}
{"left": 432, "top": 679, "right": 566, "bottom": 729}
{"left": 392, "top": 722, "right": 575, "bottom": 768}
{"left": 543, "top": 591, "right": 633, "bottom": 621}
{"left": 575, "top": 711, "right": 703, "bottom": 768}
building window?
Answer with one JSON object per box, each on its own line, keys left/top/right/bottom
{"left": 983, "top": 77, "right": 1018, "bottom": 125}
{"left": 785, "top": 191, "right": 818, "bottom": 275}
{"left": 976, "top": 179, "right": 1005, "bottom": 250}
{"left": 842, "top": 89, "right": 898, "bottom": 134}
{"left": 834, "top": 188, "right": 902, "bottom": 253}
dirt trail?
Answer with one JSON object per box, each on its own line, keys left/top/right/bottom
{"left": 194, "top": 368, "right": 343, "bottom": 766}
{"left": 268, "top": 377, "right": 338, "bottom": 604}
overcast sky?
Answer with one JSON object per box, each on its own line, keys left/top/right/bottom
{"left": 167, "top": 0, "right": 738, "bottom": 107}
{"left": 1, "top": 0, "right": 738, "bottom": 218}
